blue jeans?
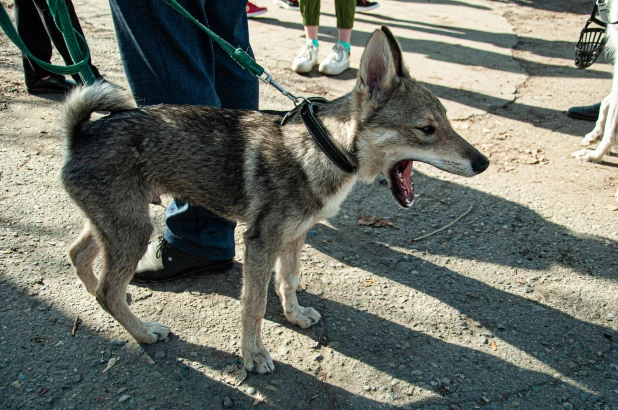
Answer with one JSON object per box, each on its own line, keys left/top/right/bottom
{"left": 109, "top": 0, "right": 259, "bottom": 260}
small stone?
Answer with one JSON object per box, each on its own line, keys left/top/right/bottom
{"left": 363, "top": 385, "right": 371, "bottom": 391}
{"left": 110, "top": 339, "right": 126, "bottom": 347}
{"left": 496, "top": 322, "right": 507, "bottom": 330}
{"left": 189, "top": 336, "right": 198, "bottom": 343}
{"left": 246, "top": 387, "right": 256, "bottom": 395}
{"left": 563, "top": 403, "right": 573, "bottom": 410}
{"left": 129, "top": 398, "right": 138, "bottom": 408}
{"left": 278, "top": 347, "right": 289, "bottom": 356}
{"left": 524, "top": 286, "right": 534, "bottom": 293}
{"left": 154, "top": 350, "right": 166, "bottom": 359}
{"left": 223, "top": 396, "right": 234, "bottom": 408}
{"left": 17, "top": 373, "right": 28, "bottom": 381}
{"left": 441, "top": 377, "right": 451, "bottom": 385}
{"left": 73, "top": 374, "right": 82, "bottom": 383}
{"left": 398, "top": 364, "right": 406, "bottom": 370}
{"left": 314, "top": 354, "right": 323, "bottom": 361}
{"left": 480, "top": 336, "right": 488, "bottom": 344}
{"left": 118, "top": 394, "right": 131, "bottom": 403}
{"left": 10, "top": 380, "right": 22, "bottom": 389}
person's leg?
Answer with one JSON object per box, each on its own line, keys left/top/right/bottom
{"left": 14, "top": 0, "right": 53, "bottom": 83}
{"left": 300, "top": 0, "right": 320, "bottom": 28}
{"left": 30, "top": 0, "right": 101, "bottom": 83}
{"left": 109, "top": 0, "right": 218, "bottom": 106}
{"left": 109, "top": 0, "right": 237, "bottom": 268}
{"left": 319, "top": 0, "right": 353, "bottom": 76}
{"left": 205, "top": 0, "right": 259, "bottom": 110}
{"left": 335, "top": 0, "right": 354, "bottom": 38}
{"left": 293, "top": 0, "right": 320, "bottom": 73}
{"left": 162, "top": 0, "right": 259, "bottom": 262}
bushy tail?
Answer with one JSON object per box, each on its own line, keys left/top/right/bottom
{"left": 62, "top": 81, "right": 136, "bottom": 148}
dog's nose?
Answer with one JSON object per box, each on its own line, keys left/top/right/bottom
{"left": 472, "top": 156, "right": 490, "bottom": 174}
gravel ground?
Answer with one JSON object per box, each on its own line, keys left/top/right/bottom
{"left": 0, "top": 0, "right": 617, "bottom": 409}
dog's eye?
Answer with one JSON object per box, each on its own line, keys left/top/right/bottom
{"left": 417, "top": 125, "right": 435, "bottom": 135}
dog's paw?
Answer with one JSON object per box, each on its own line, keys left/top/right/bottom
{"left": 285, "top": 306, "right": 321, "bottom": 329}
{"left": 580, "top": 131, "right": 601, "bottom": 146}
{"left": 135, "top": 321, "right": 170, "bottom": 343}
{"left": 572, "top": 148, "right": 598, "bottom": 162}
{"left": 243, "top": 346, "right": 275, "bottom": 374}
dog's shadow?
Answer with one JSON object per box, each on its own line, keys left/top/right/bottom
{"left": 130, "top": 170, "right": 617, "bottom": 408}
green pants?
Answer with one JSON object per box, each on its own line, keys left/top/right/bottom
{"left": 300, "top": 0, "right": 355, "bottom": 29}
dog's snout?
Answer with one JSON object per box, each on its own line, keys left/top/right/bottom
{"left": 471, "top": 156, "right": 490, "bottom": 174}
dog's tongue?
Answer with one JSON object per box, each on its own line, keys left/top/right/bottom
{"left": 396, "top": 160, "right": 414, "bottom": 207}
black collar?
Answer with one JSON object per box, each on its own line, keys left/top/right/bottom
{"left": 282, "top": 97, "right": 357, "bottom": 174}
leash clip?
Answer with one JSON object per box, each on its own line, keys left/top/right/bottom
{"left": 257, "top": 71, "right": 299, "bottom": 104}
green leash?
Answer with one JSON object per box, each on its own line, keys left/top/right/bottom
{"left": 0, "top": 0, "right": 296, "bottom": 100}
{"left": 162, "top": 0, "right": 300, "bottom": 104}
{"left": 0, "top": 0, "right": 97, "bottom": 85}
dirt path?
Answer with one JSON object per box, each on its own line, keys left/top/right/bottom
{"left": 0, "top": 1, "right": 617, "bottom": 409}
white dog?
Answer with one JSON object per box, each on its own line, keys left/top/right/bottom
{"left": 573, "top": 0, "right": 618, "bottom": 201}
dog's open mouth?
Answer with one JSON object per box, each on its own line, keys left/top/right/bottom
{"left": 389, "top": 160, "right": 414, "bottom": 208}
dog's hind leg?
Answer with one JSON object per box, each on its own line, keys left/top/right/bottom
{"left": 68, "top": 221, "right": 100, "bottom": 296}
{"left": 241, "top": 229, "right": 279, "bottom": 374}
{"left": 94, "top": 209, "right": 170, "bottom": 344}
{"left": 580, "top": 94, "right": 611, "bottom": 146}
{"left": 275, "top": 234, "right": 321, "bottom": 329}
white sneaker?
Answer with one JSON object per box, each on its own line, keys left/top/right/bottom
{"left": 292, "top": 42, "right": 319, "bottom": 73}
{"left": 318, "top": 43, "right": 350, "bottom": 76}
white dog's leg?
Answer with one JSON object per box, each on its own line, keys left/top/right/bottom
{"left": 574, "top": 83, "right": 618, "bottom": 162}
{"left": 580, "top": 94, "right": 612, "bottom": 146}
{"left": 275, "top": 235, "right": 321, "bottom": 329}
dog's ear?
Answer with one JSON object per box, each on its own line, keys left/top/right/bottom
{"left": 357, "top": 27, "right": 405, "bottom": 100}
{"left": 380, "top": 26, "right": 406, "bottom": 77}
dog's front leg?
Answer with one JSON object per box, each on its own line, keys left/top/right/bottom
{"left": 574, "top": 93, "right": 618, "bottom": 162}
{"left": 241, "top": 233, "right": 277, "bottom": 374}
{"left": 275, "top": 235, "right": 321, "bottom": 328}
{"left": 580, "top": 94, "right": 611, "bottom": 146}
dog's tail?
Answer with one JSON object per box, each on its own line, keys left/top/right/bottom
{"left": 62, "top": 81, "right": 136, "bottom": 148}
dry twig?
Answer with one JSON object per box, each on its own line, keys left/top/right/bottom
{"left": 412, "top": 203, "right": 474, "bottom": 242}
{"left": 71, "top": 316, "right": 81, "bottom": 336}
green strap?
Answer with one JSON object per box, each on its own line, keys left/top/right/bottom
{"left": 0, "top": 0, "right": 96, "bottom": 84}
{"left": 162, "top": 0, "right": 265, "bottom": 78}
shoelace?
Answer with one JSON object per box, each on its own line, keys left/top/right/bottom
{"left": 155, "top": 238, "right": 171, "bottom": 258}
{"left": 329, "top": 44, "right": 345, "bottom": 62}
{"left": 298, "top": 44, "right": 316, "bottom": 59}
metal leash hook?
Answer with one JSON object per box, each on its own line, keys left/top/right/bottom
{"left": 257, "top": 71, "right": 299, "bottom": 104}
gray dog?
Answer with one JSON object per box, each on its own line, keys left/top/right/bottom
{"left": 62, "top": 27, "right": 489, "bottom": 373}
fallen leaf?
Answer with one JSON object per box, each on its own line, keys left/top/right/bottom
{"left": 535, "top": 289, "right": 548, "bottom": 301}
{"left": 490, "top": 340, "right": 497, "bottom": 351}
{"left": 602, "top": 203, "right": 618, "bottom": 211}
{"left": 358, "top": 214, "right": 393, "bottom": 228}
{"left": 252, "top": 394, "right": 265, "bottom": 406}
{"left": 102, "top": 357, "right": 117, "bottom": 373}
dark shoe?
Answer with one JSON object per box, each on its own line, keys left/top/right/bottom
{"left": 566, "top": 102, "right": 601, "bottom": 122}
{"left": 133, "top": 238, "right": 233, "bottom": 283}
{"left": 356, "top": 0, "right": 380, "bottom": 12}
{"left": 26, "top": 74, "right": 77, "bottom": 95}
